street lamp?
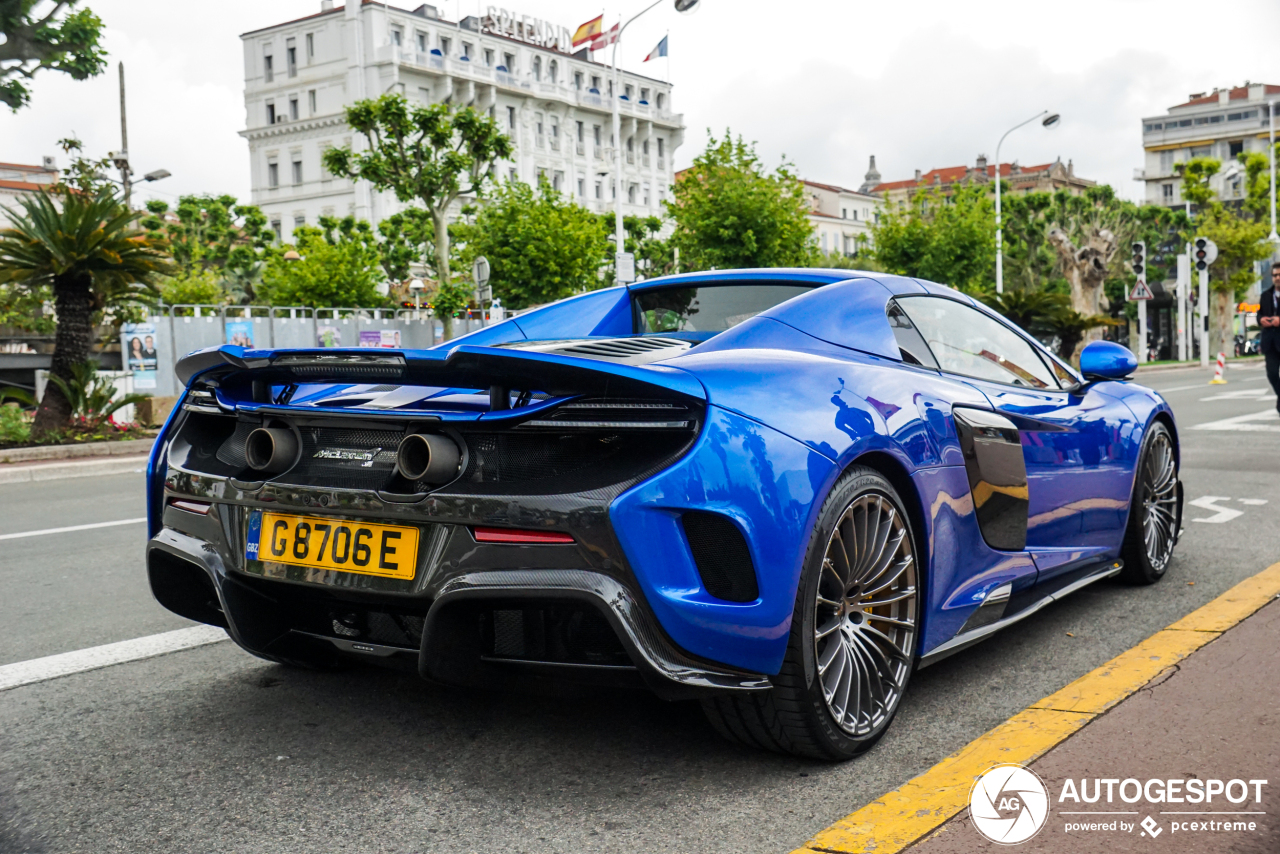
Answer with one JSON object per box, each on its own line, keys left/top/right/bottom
{"left": 994, "top": 111, "right": 1060, "bottom": 293}
{"left": 610, "top": 0, "right": 700, "bottom": 284}
{"left": 409, "top": 277, "right": 425, "bottom": 313}
{"left": 1269, "top": 100, "right": 1277, "bottom": 244}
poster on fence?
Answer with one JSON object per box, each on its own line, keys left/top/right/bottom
{"left": 317, "top": 326, "right": 341, "bottom": 348}
{"left": 120, "top": 322, "right": 159, "bottom": 390}
{"left": 358, "top": 329, "right": 402, "bottom": 348}
{"left": 225, "top": 319, "right": 255, "bottom": 348}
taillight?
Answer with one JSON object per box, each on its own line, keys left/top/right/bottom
{"left": 169, "top": 499, "right": 211, "bottom": 515}
{"left": 472, "top": 527, "right": 574, "bottom": 545}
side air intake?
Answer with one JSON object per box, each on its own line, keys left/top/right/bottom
{"left": 681, "top": 511, "right": 759, "bottom": 602}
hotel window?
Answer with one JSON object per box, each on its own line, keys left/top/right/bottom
{"left": 263, "top": 51, "right": 274, "bottom": 83}
{"left": 595, "top": 181, "right": 602, "bottom": 199}
{"left": 292, "top": 158, "right": 303, "bottom": 185}
{"left": 628, "top": 184, "right": 636, "bottom": 204}
{"left": 265, "top": 102, "right": 276, "bottom": 124}
{"left": 852, "top": 210, "right": 859, "bottom": 221}
{"left": 289, "top": 97, "right": 299, "bottom": 121}
{"left": 484, "top": 48, "right": 494, "bottom": 66}
{"left": 549, "top": 61, "right": 558, "bottom": 83}
{"left": 286, "top": 38, "right": 297, "bottom": 77}
{"left": 508, "top": 167, "right": 517, "bottom": 182}
{"left": 271, "top": 219, "right": 282, "bottom": 240}
{"left": 532, "top": 57, "right": 541, "bottom": 81}
{"left": 553, "top": 171, "right": 563, "bottom": 192}
{"left": 507, "top": 105, "right": 516, "bottom": 128}
{"left": 640, "top": 87, "right": 649, "bottom": 103}
{"left": 306, "top": 33, "right": 314, "bottom": 62}
{"left": 1190, "top": 145, "right": 1212, "bottom": 158}
{"left": 462, "top": 42, "right": 473, "bottom": 59}
{"left": 590, "top": 75, "right": 601, "bottom": 91}
{"left": 593, "top": 125, "right": 601, "bottom": 145}
{"left": 503, "top": 52, "right": 515, "bottom": 71}
{"left": 1162, "top": 183, "right": 1174, "bottom": 202}
{"left": 841, "top": 207, "right": 847, "bottom": 219}
{"left": 308, "top": 89, "right": 317, "bottom": 114}
{"left": 624, "top": 84, "right": 633, "bottom": 99}
{"left": 1229, "top": 140, "right": 1244, "bottom": 158}
{"left": 391, "top": 28, "right": 403, "bottom": 47}
{"left": 657, "top": 138, "right": 664, "bottom": 157}
{"left": 643, "top": 140, "right": 649, "bottom": 154}
{"left": 574, "top": 71, "right": 583, "bottom": 90}
{"left": 656, "top": 92, "right": 665, "bottom": 110}
{"left": 576, "top": 121, "right": 584, "bottom": 142}
{"left": 417, "top": 32, "right": 427, "bottom": 52}
{"left": 1159, "top": 150, "right": 1174, "bottom": 172}
{"left": 577, "top": 177, "right": 585, "bottom": 196}
{"left": 267, "top": 159, "right": 279, "bottom": 187}
{"left": 294, "top": 215, "right": 305, "bottom": 230}
{"left": 535, "top": 113, "right": 544, "bottom": 146}
{"left": 439, "top": 36, "right": 451, "bottom": 55}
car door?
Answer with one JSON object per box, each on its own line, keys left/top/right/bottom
{"left": 895, "top": 295, "right": 1130, "bottom": 582}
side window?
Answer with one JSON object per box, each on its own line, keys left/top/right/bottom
{"left": 886, "top": 301, "right": 938, "bottom": 369}
{"left": 898, "top": 297, "right": 1057, "bottom": 389}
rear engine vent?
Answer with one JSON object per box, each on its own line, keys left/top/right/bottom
{"left": 521, "top": 397, "right": 694, "bottom": 430}
{"left": 682, "top": 511, "right": 759, "bottom": 602}
{"left": 557, "top": 337, "right": 690, "bottom": 360}
{"left": 481, "top": 605, "right": 630, "bottom": 666}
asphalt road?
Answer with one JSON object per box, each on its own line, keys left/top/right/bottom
{"left": 1, "top": 362, "right": 1277, "bottom": 854}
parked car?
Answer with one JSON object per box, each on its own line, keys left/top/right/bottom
{"left": 145, "top": 270, "right": 1180, "bottom": 759}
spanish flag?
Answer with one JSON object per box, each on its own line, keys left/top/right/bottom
{"left": 572, "top": 15, "right": 603, "bottom": 48}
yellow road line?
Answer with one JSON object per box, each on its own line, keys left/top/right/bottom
{"left": 792, "top": 561, "right": 1280, "bottom": 854}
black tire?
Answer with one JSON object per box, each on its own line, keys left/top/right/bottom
{"left": 1118, "top": 421, "right": 1179, "bottom": 585}
{"left": 701, "top": 467, "right": 920, "bottom": 760}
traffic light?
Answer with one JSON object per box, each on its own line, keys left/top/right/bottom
{"left": 1193, "top": 237, "right": 1218, "bottom": 271}
{"left": 1130, "top": 241, "right": 1146, "bottom": 278}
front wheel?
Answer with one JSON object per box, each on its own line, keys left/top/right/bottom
{"left": 701, "top": 467, "right": 919, "bottom": 760}
{"left": 1119, "top": 421, "right": 1179, "bottom": 584}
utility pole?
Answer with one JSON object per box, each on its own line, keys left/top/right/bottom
{"left": 118, "top": 62, "right": 132, "bottom": 206}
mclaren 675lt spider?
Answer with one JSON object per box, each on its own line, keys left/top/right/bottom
{"left": 146, "top": 269, "right": 1181, "bottom": 759}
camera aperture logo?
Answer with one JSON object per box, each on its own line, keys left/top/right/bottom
{"left": 970, "top": 764, "right": 1051, "bottom": 845}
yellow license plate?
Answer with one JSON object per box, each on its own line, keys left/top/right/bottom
{"left": 253, "top": 512, "right": 419, "bottom": 580}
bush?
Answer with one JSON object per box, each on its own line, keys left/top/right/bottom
{"left": 0, "top": 404, "right": 32, "bottom": 445}
{"left": 160, "top": 268, "right": 224, "bottom": 306}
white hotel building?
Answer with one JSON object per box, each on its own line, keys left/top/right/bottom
{"left": 241, "top": 2, "right": 685, "bottom": 242}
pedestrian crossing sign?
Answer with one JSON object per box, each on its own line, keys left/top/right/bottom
{"left": 1129, "top": 279, "right": 1153, "bottom": 301}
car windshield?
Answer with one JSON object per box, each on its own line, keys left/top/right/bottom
{"left": 633, "top": 284, "right": 813, "bottom": 334}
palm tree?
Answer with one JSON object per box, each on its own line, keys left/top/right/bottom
{"left": 0, "top": 187, "right": 173, "bottom": 435}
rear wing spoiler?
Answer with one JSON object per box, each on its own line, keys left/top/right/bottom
{"left": 174, "top": 344, "right": 706, "bottom": 407}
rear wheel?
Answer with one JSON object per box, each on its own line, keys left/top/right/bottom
{"left": 701, "top": 467, "right": 919, "bottom": 760}
{"left": 1119, "top": 421, "right": 1178, "bottom": 584}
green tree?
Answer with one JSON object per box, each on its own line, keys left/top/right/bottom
{"left": 258, "top": 216, "right": 387, "bottom": 309}
{"left": 456, "top": 179, "right": 610, "bottom": 310}
{"left": 0, "top": 0, "right": 107, "bottom": 110}
{"left": 376, "top": 207, "right": 435, "bottom": 283}
{"left": 322, "top": 94, "right": 512, "bottom": 337}
{"left": 602, "top": 214, "right": 673, "bottom": 280}
{"left": 0, "top": 187, "right": 172, "bottom": 435}
{"left": 667, "top": 131, "right": 817, "bottom": 271}
{"left": 871, "top": 184, "right": 996, "bottom": 293}
{"left": 141, "top": 194, "right": 271, "bottom": 304}
{"left": 1176, "top": 157, "right": 1273, "bottom": 356}
{"left": 159, "top": 268, "right": 223, "bottom": 306}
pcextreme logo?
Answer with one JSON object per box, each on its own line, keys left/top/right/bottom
{"left": 969, "top": 764, "right": 1051, "bottom": 845}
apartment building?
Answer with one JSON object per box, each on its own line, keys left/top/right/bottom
{"left": 241, "top": 1, "right": 684, "bottom": 241}
{"left": 1139, "top": 82, "right": 1280, "bottom": 208}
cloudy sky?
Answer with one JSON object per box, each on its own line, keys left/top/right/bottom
{"left": 4, "top": 0, "right": 1280, "bottom": 208}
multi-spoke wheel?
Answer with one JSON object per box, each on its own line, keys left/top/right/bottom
{"left": 701, "top": 467, "right": 919, "bottom": 760}
{"left": 814, "top": 493, "right": 917, "bottom": 737}
{"left": 1120, "top": 421, "right": 1180, "bottom": 584}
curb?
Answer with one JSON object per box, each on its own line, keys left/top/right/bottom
{"left": 0, "top": 454, "right": 150, "bottom": 485}
{"left": 0, "top": 437, "right": 155, "bottom": 465}
{"left": 1134, "top": 357, "right": 1263, "bottom": 375}
{"left": 790, "top": 560, "right": 1280, "bottom": 854}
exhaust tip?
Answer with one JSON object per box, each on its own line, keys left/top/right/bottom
{"left": 245, "top": 427, "right": 298, "bottom": 473}
{"left": 397, "top": 432, "right": 461, "bottom": 484}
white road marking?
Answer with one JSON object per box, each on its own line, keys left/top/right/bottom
{"left": 1157, "top": 376, "right": 1266, "bottom": 393}
{"left": 1188, "top": 496, "right": 1245, "bottom": 524}
{"left": 0, "top": 517, "right": 146, "bottom": 541}
{"left": 1239, "top": 498, "right": 1269, "bottom": 505}
{"left": 1200, "top": 388, "right": 1272, "bottom": 401}
{"left": 0, "top": 626, "right": 228, "bottom": 692}
{"left": 1191, "top": 409, "right": 1280, "bottom": 432}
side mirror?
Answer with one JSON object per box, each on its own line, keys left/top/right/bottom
{"left": 1079, "top": 341, "right": 1137, "bottom": 381}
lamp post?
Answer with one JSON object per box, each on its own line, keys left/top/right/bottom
{"left": 1269, "top": 100, "right": 1277, "bottom": 244}
{"left": 994, "top": 110, "right": 1060, "bottom": 293}
{"left": 109, "top": 62, "right": 171, "bottom": 206}
{"left": 610, "top": 0, "right": 700, "bottom": 284}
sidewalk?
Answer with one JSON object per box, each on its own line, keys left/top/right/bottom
{"left": 0, "top": 454, "right": 149, "bottom": 484}
{"left": 907, "top": 596, "right": 1278, "bottom": 853}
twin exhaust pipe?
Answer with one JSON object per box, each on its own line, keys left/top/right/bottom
{"left": 244, "top": 426, "right": 460, "bottom": 484}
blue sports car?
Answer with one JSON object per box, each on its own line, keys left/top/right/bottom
{"left": 146, "top": 270, "right": 1181, "bottom": 759}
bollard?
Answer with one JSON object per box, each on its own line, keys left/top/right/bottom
{"left": 1209, "top": 351, "right": 1227, "bottom": 384}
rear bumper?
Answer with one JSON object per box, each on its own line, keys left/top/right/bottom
{"left": 147, "top": 489, "right": 770, "bottom": 700}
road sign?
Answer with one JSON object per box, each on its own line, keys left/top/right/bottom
{"left": 616, "top": 252, "right": 636, "bottom": 284}
{"left": 473, "top": 256, "right": 491, "bottom": 302}
{"left": 1129, "top": 279, "right": 1154, "bottom": 300}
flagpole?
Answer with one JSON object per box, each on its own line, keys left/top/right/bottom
{"left": 612, "top": 0, "right": 664, "bottom": 284}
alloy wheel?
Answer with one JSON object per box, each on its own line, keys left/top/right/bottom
{"left": 814, "top": 493, "right": 917, "bottom": 736}
{"left": 1140, "top": 430, "right": 1178, "bottom": 573}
